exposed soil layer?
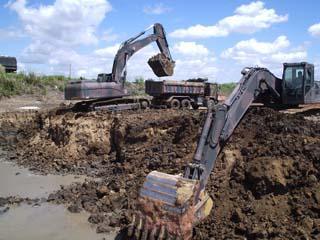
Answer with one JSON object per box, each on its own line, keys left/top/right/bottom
{"left": 1, "top": 107, "right": 320, "bottom": 239}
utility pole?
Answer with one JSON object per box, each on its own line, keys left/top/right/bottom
{"left": 69, "top": 64, "right": 72, "bottom": 79}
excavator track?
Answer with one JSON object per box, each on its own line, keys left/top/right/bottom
{"left": 280, "top": 103, "right": 320, "bottom": 114}
{"left": 71, "top": 96, "right": 151, "bottom": 112}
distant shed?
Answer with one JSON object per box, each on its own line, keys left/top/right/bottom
{"left": 0, "top": 56, "right": 17, "bottom": 73}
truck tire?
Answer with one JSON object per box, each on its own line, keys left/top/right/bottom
{"left": 207, "top": 99, "right": 215, "bottom": 109}
{"left": 181, "top": 99, "right": 191, "bottom": 109}
{"left": 170, "top": 99, "right": 180, "bottom": 109}
{"left": 192, "top": 103, "right": 199, "bottom": 110}
{"left": 140, "top": 100, "right": 149, "bottom": 109}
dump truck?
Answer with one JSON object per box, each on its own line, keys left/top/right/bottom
{"left": 145, "top": 78, "right": 219, "bottom": 109}
{"left": 0, "top": 56, "right": 17, "bottom": 73}
{"left": 129, "top": 62, "right": 320, "bottom": 239}
{"left": 64, "top": 23, "right": 175, "bottom": 111}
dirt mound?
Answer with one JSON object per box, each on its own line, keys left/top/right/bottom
{"left": 1, "top": 107, "right": 320, "bottom": 239}
{"left": 195, "top": 107, "right": 320, "bottom": 239}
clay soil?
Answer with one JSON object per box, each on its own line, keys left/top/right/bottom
{"left": 0, "top": 107, "right": 320, "bottom": 239}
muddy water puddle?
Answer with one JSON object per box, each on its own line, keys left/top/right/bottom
{"left": 0, "top": 203, "right": 116, "bottom": 240}
{"left": 0, "top": 159, "right": 87, "bottom": 198}
{"left": 0, "top": 150, "right": 116, "bottom": 240}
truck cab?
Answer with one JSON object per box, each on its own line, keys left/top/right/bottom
{"left": 0, "top": 56, "right": 17, "bottom": 73}
{"left": 282, "top": 62, "right": 320, "bottom": 105}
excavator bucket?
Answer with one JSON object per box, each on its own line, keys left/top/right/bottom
{"left": 148, "top": 53, "right": 175, "bottom": 77}
{"left": 128, "top": 171, "right": 213, "bottom": 240}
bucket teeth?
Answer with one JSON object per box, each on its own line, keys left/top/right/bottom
{"left": 158, "top": 226, "right": 166, "bottom": 240}
{"left": 127, "top": 171, "right": 213, "bottom": 239}
{"left": 141, "top": 229, "right": 149, "bottom": 240}
{"left": 127, "top": 214, "right": 136, "bottom": 237}
{"left": 149, "top": 226, "right": 159, "bottom": 240}
{"left": 134, "top": 217, "right": 143, "bottom": 239}
{"left": 127, "top": 218, "right": 184, "bottom": 240}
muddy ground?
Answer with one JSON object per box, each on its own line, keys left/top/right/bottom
{"left": 0, "top": 90, "right": 69, "bottom": 113}
{"left": 0, "top": 107, "right": 320, "bottom": 239}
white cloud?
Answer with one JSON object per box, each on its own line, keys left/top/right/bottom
{"left": 308, "top": 23, "right": 320, "bottom": 37}
{"left": 173, "top": 42, "right": 209, "bottom": 57}
{"left": 126, "top": 45, "right": 158, "bottom": 79}
{"left": 8, "top": 0, "right": 111, "bottom": 46}
{"left": 221, "top": 36, "right": 307, "bottom": 68}
{"left": 94, "top": 43, "right": 120, "bottom": 57}
{"left": 18, "top": 40, "right": 108, "bottom": 77}
{"left": 0, "top": 27, "right": 25, "bottom": 39}
{"left": 173, "top": 58, "right": 218, "bottom": 80}
{"left": 7, "top": 0, "right": 112, "bottom": 77}
{"left": 269, "top": 51, "right": 307, "bottom": 63}
{"left": 143, "top": 3, "right": 171, "bottom": 15}
{"left": 100, "top": 29, "right": 119, "bottom": 42}
{"left": 170, "top": 1, "right": 288, "bottom": 38}
{"left": 315, "top": 62, "right": 320, "bottom": 80}
{"left": 222, "top": 36, "right": 289, "bottom": 57}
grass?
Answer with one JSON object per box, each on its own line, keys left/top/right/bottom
{"left": 219, "top": 82, "right": 237, "bottom": 96}
{"left": 125, "top": 76, "right": 147, "bottom": 96}
{"left": 0, "top": 71, "right": 68, "bottom": 97}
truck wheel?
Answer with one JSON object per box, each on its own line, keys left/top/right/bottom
{"left": 170, "top": 99, "right": 180, "bottom": 109}
{"left": 192, "top": 103, "right": 199, "bottom": 110}
{"left": 181, "top": 99, "right": 191, "bottom": 109}
{"left": 207, "top": 99, "right": 215, "bottom": 109}
{"left": 140, "top": 100, "right": 149, "bottom": 109}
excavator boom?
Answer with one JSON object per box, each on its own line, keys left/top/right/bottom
{"left": 64, "top": 23, "right": 175, "bottom": 101}
{"left": 111, "top": 23, "right": 175, "bottom": 84}
{"left": 130, "top": 67, "right": 281, "bottom": 239}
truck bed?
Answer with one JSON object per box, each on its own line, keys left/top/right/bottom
{"left": 145, "top": 80, "right": 205, "bottom": 97}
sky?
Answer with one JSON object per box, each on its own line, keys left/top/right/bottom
{"left": 0, "top": 0, "right": 319, "bottom": 83}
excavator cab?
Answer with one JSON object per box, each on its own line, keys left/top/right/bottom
{"left": 282, "top": 62, "right": 319, "bottom": 105}
{"left": 97, "top": 73, "right": 113, "bottom": 82}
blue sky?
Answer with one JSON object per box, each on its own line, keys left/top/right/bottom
{"left": 0, "top": 0, "right": 319, "bottom": 82}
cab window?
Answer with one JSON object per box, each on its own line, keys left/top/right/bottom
{"left": 284, "top": 67, "right": 304, "bottom": 89}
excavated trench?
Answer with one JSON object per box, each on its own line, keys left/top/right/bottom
{"left": 0, "top": 107, "right": 320, "bottom": 239}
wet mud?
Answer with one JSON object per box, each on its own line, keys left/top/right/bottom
{"left": 0, "top": 107, "right": 319, "bottom": 239}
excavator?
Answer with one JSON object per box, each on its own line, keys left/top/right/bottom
{"left": 128, "top": 62, "right": 320, "bottom": 239}
{"left": 64, "top": 23, "right": 175, "bottom": 111}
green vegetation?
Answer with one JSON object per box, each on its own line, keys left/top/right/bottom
{"left": 0, "top": 65, "right": 5, "bottom": 74}
{"left": 0, "top": 72, "right": 68, "bottom": 97}
{"left": 0, "top": 71, "right": 237, "bottom": 99}
{"left": 125, "top": 76, "right": 147, "bottom": 96}
{"left": 219, "top": 82, "right": 237, "bottom": 96}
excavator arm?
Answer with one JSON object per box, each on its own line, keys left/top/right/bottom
{"left": 111, "top": 23, "right": 175, "bottom": 85}
{"left": 129, "top": 67, "right": 281, "bottom": 240}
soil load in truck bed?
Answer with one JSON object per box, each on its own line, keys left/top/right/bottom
{"left": 0, "top": 107, "right": 319, "bottom": 239}
{"left": 145, "top": 80, "right": 205, "bottom": 96}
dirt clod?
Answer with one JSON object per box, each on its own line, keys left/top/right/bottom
{"left": 1, "top": 107, "right": 320, "bottom": 239}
